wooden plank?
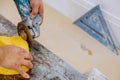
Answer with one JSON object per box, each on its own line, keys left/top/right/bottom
{"left": 0, "top": 14, "right": 86, "bottom": 80}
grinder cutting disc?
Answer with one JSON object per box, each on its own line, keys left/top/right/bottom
{"left": 17, "top": 22, "right": 32, "bottom": 47}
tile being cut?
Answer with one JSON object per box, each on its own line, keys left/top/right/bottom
{"left": 75, "top": 5, "right": 118, "bottom": 54}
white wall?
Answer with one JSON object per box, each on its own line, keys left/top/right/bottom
{"left": 44, "top": 0, "right": 120, "bottom": 49}
{"left": 85, "top": 0, "right": 120, "bottom": 18}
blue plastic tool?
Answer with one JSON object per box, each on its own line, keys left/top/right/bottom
{"left": 74, "top": 5, "right": 118, "bottom": 54}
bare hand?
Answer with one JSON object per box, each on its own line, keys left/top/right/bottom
{"left": 0, "top": 45, "right": 33, "bottom": 78}
{"left": 30, "top": 0, "right": 44, "bottom": 21}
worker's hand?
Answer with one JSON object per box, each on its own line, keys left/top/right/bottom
{"left": 0, "top": 45, "right": 33, "bottom": 79}
{"left": 30, "top": 0, "right": 44, "bottom": 21}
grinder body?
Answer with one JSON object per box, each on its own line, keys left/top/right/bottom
{"left": 14, "top": 0, "right": 42, "bottom": 47}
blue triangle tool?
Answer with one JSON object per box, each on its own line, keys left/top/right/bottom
{"left": 74, "top": 5, "right": 118, "bottom": 54}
